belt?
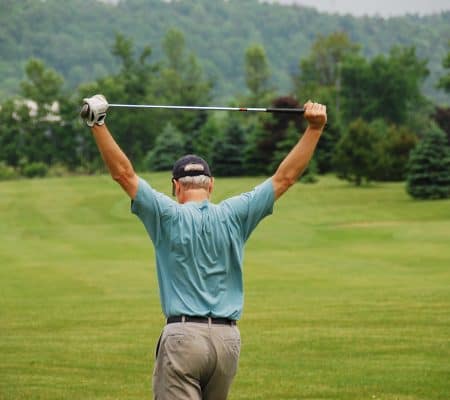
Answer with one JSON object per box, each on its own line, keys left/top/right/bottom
{"left": 167, "top": 316, "right": 236, "bottom": 326}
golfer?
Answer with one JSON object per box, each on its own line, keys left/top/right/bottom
{"left": 81, "top": 94, "right": 327, "bottom": 400}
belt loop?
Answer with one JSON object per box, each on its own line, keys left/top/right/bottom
{"left": 208, "top": 316, "right": 212, "bottom": 328}
{"left": 182, "top": 315, "right": 186, "bottom": 323}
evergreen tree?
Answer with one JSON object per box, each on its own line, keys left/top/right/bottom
{"left": 406, "top": 126, "right": 450, "bottom": 200}
{"left": 211, "top": 116, "right": 246, "bottom": 177}
{"left": 243, "top": 117, "right": 270, "bottom": 176}
{"left": 143, "top": 122, "right": 185, "bottom": 171}
{"left": 191, "top": 115, "right": 221, "bottom": 162}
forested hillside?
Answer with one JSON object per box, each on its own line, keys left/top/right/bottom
{"left": 0, "top": 0, "right": 449, "bottom": 103}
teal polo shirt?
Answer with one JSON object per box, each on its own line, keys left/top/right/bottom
{"left": 131, "top": 177, "right": 275, "bottom": 320}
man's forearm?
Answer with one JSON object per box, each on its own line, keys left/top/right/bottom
{"left": 91, "top": 124, "right": 138, "bottom": 197}
{"left": 272, "top": 126, "right": 323, "bottom": 199}
{"left": 272, "top": 101, "right": 327, "bottom": 199}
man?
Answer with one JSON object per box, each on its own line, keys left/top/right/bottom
{"left": 81, "top": 94, "right": 327, "bottom": 400}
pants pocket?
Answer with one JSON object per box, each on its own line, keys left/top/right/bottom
{"left": 224, "top": 336, "right": 241, "bottom": 358}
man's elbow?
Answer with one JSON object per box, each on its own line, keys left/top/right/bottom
{"left": 273, "top": 175, "right": 296, "bottom": 199}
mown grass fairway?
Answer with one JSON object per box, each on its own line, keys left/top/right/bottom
{"left": 1, "top": 173, "right": 449, "bottom": 400}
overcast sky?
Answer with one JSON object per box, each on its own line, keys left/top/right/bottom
{"left": 268, "top": 0, "right": 450, "bottom": 17}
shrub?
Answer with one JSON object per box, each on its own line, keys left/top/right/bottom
{"left": 21, "top": 162, "right": 48, "bottom": 178}
{"left": 0, "top": 162, "right": 18, "bottom": 181}
{"left": 47, "top": 163, "right": 71, "bottom": 177}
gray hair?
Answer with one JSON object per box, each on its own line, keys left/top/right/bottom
{"left": 178, "top": 175, "right": 212, "bottom": 191}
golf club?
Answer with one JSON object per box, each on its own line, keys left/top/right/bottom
{"left": 80, "top": 103, "right": 304, "bottom": 117}
{"left": 108, "top": 103, "right": 304, "bottom": 113}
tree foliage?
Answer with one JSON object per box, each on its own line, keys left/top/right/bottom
{"left": 437, "top": 45, "right": 450, "bottom": 94}
{"left": 333, "top": 118, "right": 381, "bottom": 186}
{"left": 143, "top": 122, "right": 185, "bottom": 171}
{"left": 296, "top": 31, "right": 360, "bottom": 112}
{"left": 244, "top": 44, "right": 272, "bottom": 105}
{"left": 211, "top": 115, "right": 247, "bottom": 177}
{"left": 0, "top": 0, "right": 448, "bottom": 103}
{"left": 0, "top": 21, "right": 445, "bottom": 182}
{"left": 341, "top": 47, "right": 429, "bottom": 125}
{"left": 372, "top": 121, "right": 418, "bottom": 181}
{"left": 433, "top": 106, "right": 450, "bottom": 145}
{"left": 0, "top": 59, "right": 82, "bottom": 170}
{"left": 78, "top": 30, "right": 212, "bottom": 165}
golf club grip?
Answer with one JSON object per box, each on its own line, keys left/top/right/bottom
{"left": 266, "top": 107, "right": 305, "bottom": 114}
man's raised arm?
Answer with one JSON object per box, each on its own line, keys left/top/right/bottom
{"left": 272, "top": 101, "right": 327, "bottom": 200}
{"left": 81, "top": 95, "right": 138, "bottom": 199}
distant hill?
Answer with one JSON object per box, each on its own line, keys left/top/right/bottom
{"left": 265, "top": 0, "right": 450, "bottom": 17}
{"left": 0, "top": 0, "right": 449, "bottom": 104}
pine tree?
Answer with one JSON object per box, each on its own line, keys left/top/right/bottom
{"left": 143, "top": 123, "right": 185, "bottom": 171}
{"left": 406, "top": 126, "right": 450, "bottom": 200}
{"left": 211, "top": 116, "right": 246, "bottom": 177}
{"left": 244, "top": 118, "right": 271, "bottom": 176}
{"left": 191, "top": 115, "right": 220, "bottom": 162}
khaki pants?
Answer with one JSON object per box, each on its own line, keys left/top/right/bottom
{"left": 153, "top": 320, "right": 241, "bottom": 400}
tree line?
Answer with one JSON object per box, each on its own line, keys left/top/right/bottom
{"left": 0, "top": 29, "right": 449, "bottom": 198}
{"left": 0, "top": 0, "right": 449, "bottom": 104}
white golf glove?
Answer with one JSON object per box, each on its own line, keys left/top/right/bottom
{"left": 81, "top": 94, "right": 109, "bottom": 127}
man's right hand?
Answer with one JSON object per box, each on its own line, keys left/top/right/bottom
{"left": 81, "top": 94, "right": 109, "bottom": 127}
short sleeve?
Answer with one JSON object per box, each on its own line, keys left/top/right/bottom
{"left": 131, "top": 177, "right": 177, "bottom": 244}
{"left": 221, "top": 178, "right": 275, "bottom": 241}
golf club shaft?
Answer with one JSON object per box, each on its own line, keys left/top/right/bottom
{"left": 108, "top": 103, "right": 304, "bottom": 114}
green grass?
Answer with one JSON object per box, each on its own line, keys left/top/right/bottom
{"left": 1, "top": 173, "right": 449, "bottom": 400}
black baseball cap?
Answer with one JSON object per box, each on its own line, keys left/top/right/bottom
{"left": 172, "top": 155, "right": 212, "bottom": 180}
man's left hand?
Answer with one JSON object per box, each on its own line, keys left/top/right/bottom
{"left": 304, "top": 101, "right": 327, "bottom": 130}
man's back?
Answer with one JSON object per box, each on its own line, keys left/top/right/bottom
{"left": 131, "top": 177, "right": 275, "bottom": 320}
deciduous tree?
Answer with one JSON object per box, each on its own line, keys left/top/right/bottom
{"left": 333, "top": 118, "right": 381, "bottom": 186}
{"left": 244, "top": 44, "right": 272, "bottom": 105}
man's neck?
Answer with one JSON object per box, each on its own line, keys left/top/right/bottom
{"left": 179, "top": 189, "right": 210, "bottom": 204}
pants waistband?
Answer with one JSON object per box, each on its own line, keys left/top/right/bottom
{"left": 167, "top": 316, "right": 236, "bottom": 326}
